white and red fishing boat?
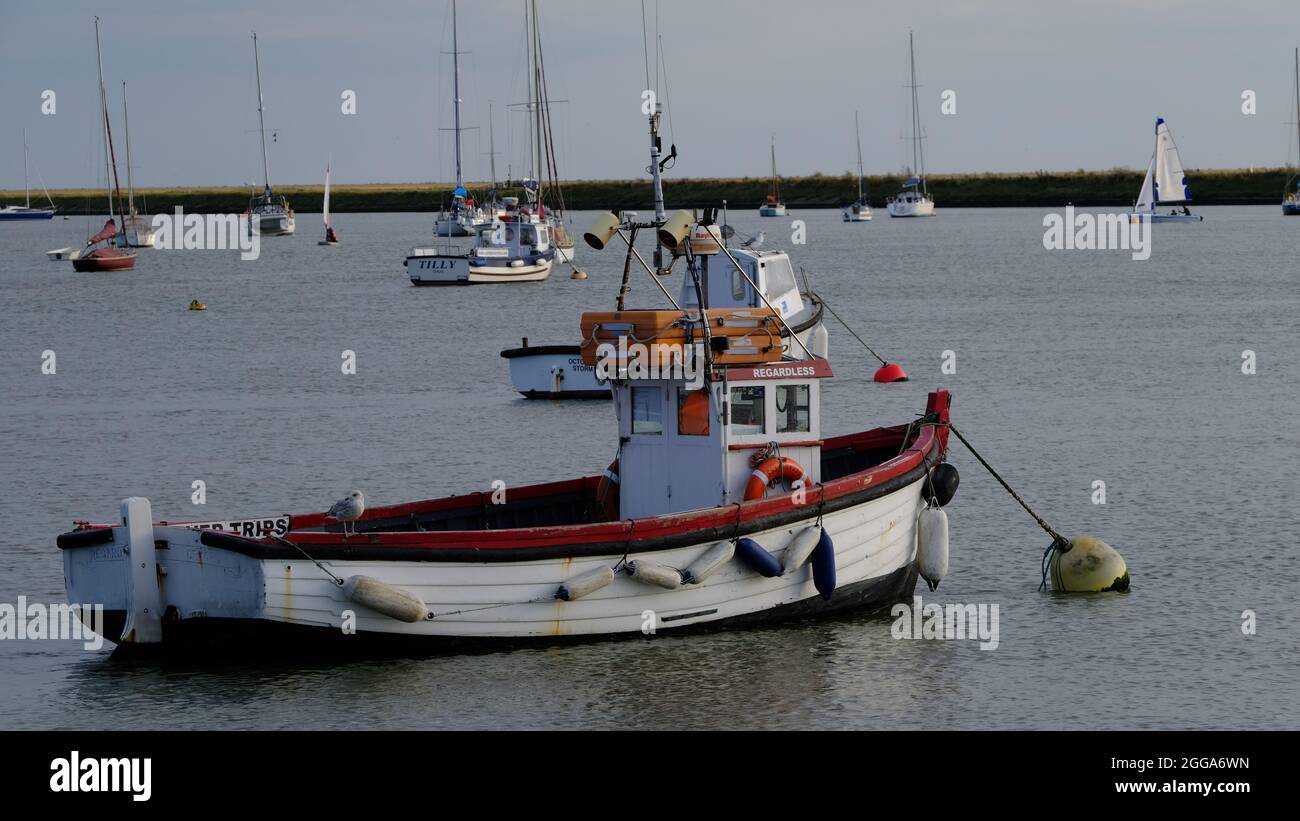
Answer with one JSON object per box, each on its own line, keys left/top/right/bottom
{"left": 73, "top": 18, "right": 137, "bottom": 273}
{"left": 58, "top": 76, "right": 957, "bottom": 654}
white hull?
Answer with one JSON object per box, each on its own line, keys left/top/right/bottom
{"left": 501, "top": 346, "right": 608, "bottom": 399}
{"left": 886, "top": 198, "right": 935, "bottom": 218}
{"left": 47, "top": 247, "right": 81, "bottom": 261}
{"left": 63, "top": 480, "right": 923, "bottom": 643}
{"left": 433, "top": 215, "right": 482, "bottom": 237}
{"left": 555, "top": 242, "right": 578, "bottom": 264}
{"left": 758, "top": 204, "right": 787, "bottom": 217}
{"left": 842, "top": 206, "right": 873, "bottom": 222}
{"left": 407, "top": 250, "right": 552, "bottom": 285}
{"left": 121, "top": 218, "right": 156, "bottom": 248}
{"left": 1130, "top": 212, "right": 1202, "bottom": 223}
{"left": 254, "top": 212, "right": 295, "bottom": 236}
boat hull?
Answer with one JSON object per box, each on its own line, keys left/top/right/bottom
{"left": 842, "top": 207, "right": 873, "bottom": 222}
{"left": 0, "top": 209, "right": 55, "bottom": 221}
{"left": 1282, "top": 200, "right": 1300, "bottom": 216}
{"left": 500, "top": 345, "right": 609, "bottom": 399}
{"left": 758, "top": 205, "right": 787, "bottom": 217}
{"left": 254, "top": 213, "right": 295, "bottom": 236}
{"left": 1130, "top": 212, "right": 1203, "bottom": 223}
{"left": 71, "top": 247, "right": 136, "bottom": 272}
{"left": 62, "top": 474, "right": 926, "bottom": 648}
{"left": 886, "top": 199, "right": 935, "bottom": 217}
{"left": 406, "top": 251, "right": 552, "bottom": 285}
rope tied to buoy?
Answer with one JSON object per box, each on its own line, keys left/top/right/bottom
{"left": 269, "top": 534, "right": 345, "bottom": 586}
{"left": 817, "top": 296, "right": 888, "bottom": 366}
{"left": 944, "top": 423, "right": 1074, "bottom": 591}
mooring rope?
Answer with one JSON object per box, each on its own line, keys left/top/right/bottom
{"left": 944, "top": 423, "right": 1073, "bottom": 591}
{"left": 270, "top": 534, "right": 345, "bottom": 586}
{"left": 817, "top": 294, "right": 888, "bottom": 366}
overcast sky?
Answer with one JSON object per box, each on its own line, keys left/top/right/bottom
{"left": 2, "top": 0, "right": 1299, "bottom": 190}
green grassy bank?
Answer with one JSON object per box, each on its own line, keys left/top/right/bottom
{"left": 5, "top": 168, "right": 1296, "bottom": 215}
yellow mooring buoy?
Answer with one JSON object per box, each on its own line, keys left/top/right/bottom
{"left": 1047, "top": 535, "right": 1129, "bottom": 592}
{"left": 570, "top": 269, "right": 588, "bottom": 280}
{"left": 188, "top": 300, "right": 207, "bottom": 311}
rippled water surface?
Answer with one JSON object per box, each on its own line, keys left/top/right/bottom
{"left": 0, "top": 207, "right": 1295, "bottom": 729}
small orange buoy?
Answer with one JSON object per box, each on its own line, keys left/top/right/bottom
{"left": 873, "top": 362, "right": 908, "bottom": 383}
{"left": 570, "top": 269, "right": 588, "bottom": 280}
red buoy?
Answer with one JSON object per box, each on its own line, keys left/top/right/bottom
{"left": 873, "top": 362, "right": 909, "bottom": 383}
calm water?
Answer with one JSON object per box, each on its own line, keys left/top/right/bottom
{"left": 0, "top": 207, "right": 1295, "bottom": 730}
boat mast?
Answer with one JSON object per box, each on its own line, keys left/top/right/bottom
{"left": 909, "top": 29, "right": 927, "bottom": 195}
{"left": 22, "top": 129, "right": 30, "bottom": 208}
{"left": 770, "top": 137, "right": 780, "bottom": 201}
{"left": 1294, "top": 47, "right": 1299, "bottom": 178}
{"left": 488, "top": 102, "right": 498, "bottom": 192}
{"left": 94, "top": 17, "right": 113, "bottom": 220}
{"left": 252, "top": 32, "right": 272, "bottom": 199}
{"left": 122, "top": 81, "right": 134, "bottom": 215}
{"left": 855, "top": 111, "right": 864, "bottom": 201}
{"left": 451, "top": 0, "right": 463, "bottom": 192}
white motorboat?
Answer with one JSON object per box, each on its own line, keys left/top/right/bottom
{"left": 246, "top": 32, "right": 295, "bottom": 237}
{"left": 1130, "top": 118, "right": 1203, "bottom": 223}
{"left": 886, "top": 31, "right": 936, "bottom": 218}
{"left": 842, "top": 111, "right": 873, "bottom": 222}
{"left": 407, "top": 199, "right": 554, "bottom": 285}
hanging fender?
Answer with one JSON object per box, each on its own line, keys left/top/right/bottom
{"left": 744, "top": 456, "right": 807, "bottom": 501}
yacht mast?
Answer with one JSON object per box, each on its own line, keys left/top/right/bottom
{"left": 451, "top": 0, "right": 463, "bottom": 191}
{"left": 855, "top": 111, "right": 864, "bottom": 201}
{"left": 908, "top": 30, "right": 928, "bottom": 195}
{"left": 94, "top": 17, "right": 113, "bottom": 218}
{"left": 252, "top": 32, "right": 272, "bottom": 198}
{"left": 22, "top": 129, "right": 30, "bottom": 208}
{"left": 122, "top": 81, "right": 134, "bottom": 214}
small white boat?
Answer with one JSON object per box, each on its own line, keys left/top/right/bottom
{"left": 759, "top": 137, "right": 786, "bottom": 216}
{"left": 407, "top": 203, "right": 554, "bottom": 285}
{"left": 1130, "top": 118, "right": 1203, "bottom": 223}
{"left": 887, "top": 32, "right": 936, "bottom": 218}
{"left": 246, "top": 32, "right": 295, "bottom": 237}
{"left": 318, "top": 160, "right": 339, "bottom": 246}
{"left": 500, "top": 341, "right": 608, "bottom": 399}
{"left": 842, "top": 112, "right": 873, "bottom": 222}
{"left": 47, "top": 247, "right": 81, "bottom": 261}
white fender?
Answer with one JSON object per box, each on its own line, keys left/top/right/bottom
{"left": 918, "top": 506, "right": 949, "bottom": 591}
{"left": 342, "top": 575, "right": 428, "bottom": 623}
{"left": 556, "top": 565, "right": 615, "bottom": 601}
{"left": 627, "top": 560, "right": 683, "bottom": 589}
{"left": 781, "top": 524, "right": 823, "bottom": 575}
{"left": 683, "top": 541, "right": 735, "bottom": 584}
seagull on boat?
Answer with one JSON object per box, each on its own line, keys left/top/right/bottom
{"left": 741, "top": 231, "right": 765, "bottom": 249}
{"left": 326, "top": 490, "right": 365, "bottom": 537}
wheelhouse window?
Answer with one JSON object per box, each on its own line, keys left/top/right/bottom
{"left": 729, "top": 386, "right": 765, "bottom": 434}
{"left": 677, "top": 387, "right": 711, "bottom": 436}
{"left": 775, "top": 384, "right": 810, "bottom": 433}
{"left": 732, "top": 264, "right": 751, "bottom": 302}
{"left": 631, "top": 386, "right": 663, "bottom": 435}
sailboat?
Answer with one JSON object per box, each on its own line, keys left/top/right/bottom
{"left": 72, "top": 17, "right": 136, "bottom": 273}
{"left": 117, "top": 82, "right": 155, "bottom": 247}
{"left": 319, "top": 160, "right": 339, "bottom": 246}
{"left": 246, "top": 32, "right": 294, "bottom": 237}
{"left": 0, "top": 130, "right": 56, "bottom": 220}
{"left": 887, "top": 31, "right": 935, "bottom": 218}
{"left": 1284, "top": 47, "right": 1300, "bottom": 216}
{"left": 759, "top": 137, "right": 786, "bottom": 216}
{"left": 842, "top": 111, "right": 873, "bottom": 222}
{"left": 1131, "top": 118, "right": 1203, "bottom": 223}
{"left": 524, "top": 0, "right": 577, "bottom": 264}
{"left": 433, "top": 0, "right": 486, "bottom": 237}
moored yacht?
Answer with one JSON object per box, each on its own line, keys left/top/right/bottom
{"left": 886, "top": 31, "right": 936, "bottom": 218}
{"left": 1284, "top": 47, "right": 1300, "bottom": 216}
{"left": 842, "top": 112, "right": 873, "bottom": 222}
{"left": 246, "top": 32, "right": 294, "bottom": 237}
{"left": 758, "top": 136, "right": 786, "bottom": 216}
{"left": 432, "top": 0, "right": 488, "bottom": 238}
{"left": 0, "top": 131, "right": 56, "bottom": 221}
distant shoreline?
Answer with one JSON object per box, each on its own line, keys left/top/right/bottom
{"left": 5, "top": 168, "right": 1295, "bottom": 214}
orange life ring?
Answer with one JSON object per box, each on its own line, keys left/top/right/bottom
{"left": 595, "top": 459, "right": 620, "bottom": 520}
{"left": 744, "top": 456, "right": 807, "bottom": 501}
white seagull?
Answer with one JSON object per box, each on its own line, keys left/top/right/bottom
{"left": 326, "top": 490, "right": 365, "bottom": 537}
{"left": 741, "top": 231, "right": 765, "bottom": 249}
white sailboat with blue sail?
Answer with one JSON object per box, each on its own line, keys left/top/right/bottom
{"left": 1131, "top": 118, "right": 1202, "bottom": 223}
